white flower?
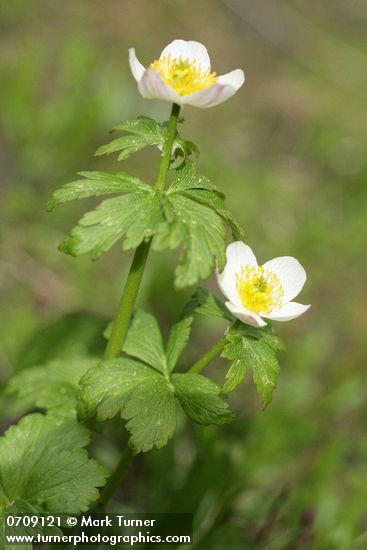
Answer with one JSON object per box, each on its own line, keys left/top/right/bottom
{"left": 217, "top": 242, "right": 310, "bottom": 327}
{"left": 129, "top": 39, "right": 245, "bottom": 108}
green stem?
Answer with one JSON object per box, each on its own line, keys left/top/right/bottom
{"left": 103, "top": 103, "right": 180, "bottom": 360}
{"left": 99, "top": 447, "right": 133, "bottom": 509}
{"left": 189, "top": 336, "right": 228, "bottom": 374}
{"left": 155, "top": 102, "right": 181, "bottom": 192}
{"left": 103, "top": 241, "right": 151, "bottom": 359}
{"left": 189, "top": 320, "right": 241, "bottom": 374}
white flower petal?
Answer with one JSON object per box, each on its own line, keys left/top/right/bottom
{"left": 263, "top": 302, "right": 310, "bottom": 322}
{"left": 225, "top": 301, "right": 267, "bottom": 328}
{"left": 262, "top": 256, "right": 307, "bottom": 303}
{"left": 183, "top": 69, "right": 244, "bottom": 108}
{"left": 138, "top": 69, "right": 183, "bottom": 103}
{"left": 217, "top": 242, "right": 257, "bottom": 308}
{"left": 160, "top": 39, "right": 211, "bottom": 71}
{"left": 223, "top": 241, "right": 258, "bottom": 273}
{"left": 180, "top": 82, "right": 238, "bottom": 108}
{"left": 128, "top": 48, "right": 146, "bottom": 82}
{"left": 217, "top": 69, "right": 245, "bottom": 90}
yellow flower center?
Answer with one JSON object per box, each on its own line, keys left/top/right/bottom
{"left": 236, "top": 266, "right": 284, "bottom": 314}
{"left": 149, "top": 55, "right": 217, "bottom": 96}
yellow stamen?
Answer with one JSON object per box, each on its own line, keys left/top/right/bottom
{"left": 236, "top": 266, "right": 284, "bottom": 314}
{"left": 150, "top": 54, "right": 217, "bottom": 96}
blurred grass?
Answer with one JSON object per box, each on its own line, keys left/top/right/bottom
{"left": 1, "top": 1, "right": 367, "bottom": 548}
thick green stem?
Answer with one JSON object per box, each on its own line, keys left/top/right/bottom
{"left": 100, "top": 104, "right": 181, "bottom": 509}
{"left": 189, "top": 320, "right": 241, "bottom": 374}
{"left": 104, "top": 241, "right": 151, "bottom": 359}
{"left": 103, "top": 103, "right": 180, "bottom": 360}
{"left": 99, "top": 447, "right": 133, "bottom": 509}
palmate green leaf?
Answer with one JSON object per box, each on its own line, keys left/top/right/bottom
{"left": 222, "top": 332, "right": 282, "bottom": 408}
{"left": 95, "top": 116, "right": 199, "bottom": 165}
{"left": 149, "top": 160, "right": 245, "bottom": 287}
{"left": 47, "top": 171, "right": 149, "bottom": 211}
{"left": 49, "top": 159, "right": 244, "bottom": 289}
{"left": 0, "top": 414, "right": 107, "bottom": 516}
{"left": 77, "top": 358, "right": 235, "bottom": 453}
{"left": 59, "top": 190, "right": 163, "bottom": 259}
{"left": 172, "top": 373, "right": 234, "bottom": 425}
{"left": 48, "top": 131, "right": 244, "bottom": 290}
{"left": 95, "top": 116, "right": 165, "bottom": 160}
{"left": 7, "top": 358, "right": 97, "bottom": 416}
{"left": 77, "top": 359, "right": 176, "bottom": 453}
{"left": 154, "top": 193, "right": 227, "bottom": 288}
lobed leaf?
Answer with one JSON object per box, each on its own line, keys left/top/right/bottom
{"left": 104, "top": 309, "right": 169, "bottom": 374}
{"left": 59, "top": 190, "right": 163, "bottom": 259}
{"left": 77, "top": 357, "right": 236, "bottom": 452}
{"left": 154, "top": 193, "right": 227, "bottom": 288}
{"left": 77, "top": 359, "right": 176, "bottom": 453}
{"left": 47, "top": 171, "right": 149, "bottom": 211}
{"left": 240, "top": 324, "right": 286, "bottom": 353}
{"left": 222, "top": 331, "right": 282, "bottom": 408}
{"left": 111, "top": 117, "right": 163, "bottom": 135}
{"left": 0, "top": 414, "right": 107, "bottom": 515}
{"left": 120, "top": 310, "right": 167, "bottom": 375}
{"left": 50, "top": 157, "right": 245, "bottom": 291}
{"left": 166, "top": 312, "right": 194, "bottom": 373}
{"left": 95, "top": 116, "right": 165, "bottom": 160}
{"left": 95, "top": 116, "right": 199, "bottom": 165}
{"left": 172, "top": 373, "right": 234, "bottom": 426}
{"left": 119, "top": 377, "right": 176, "bottom": 454}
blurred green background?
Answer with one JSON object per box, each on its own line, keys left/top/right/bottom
{"left": 1, "top": 1, "right": 367, "bottom": 548}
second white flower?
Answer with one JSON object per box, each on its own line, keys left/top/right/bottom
{"left": 217, "top": 241, "right": 310, "bottom": 327}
